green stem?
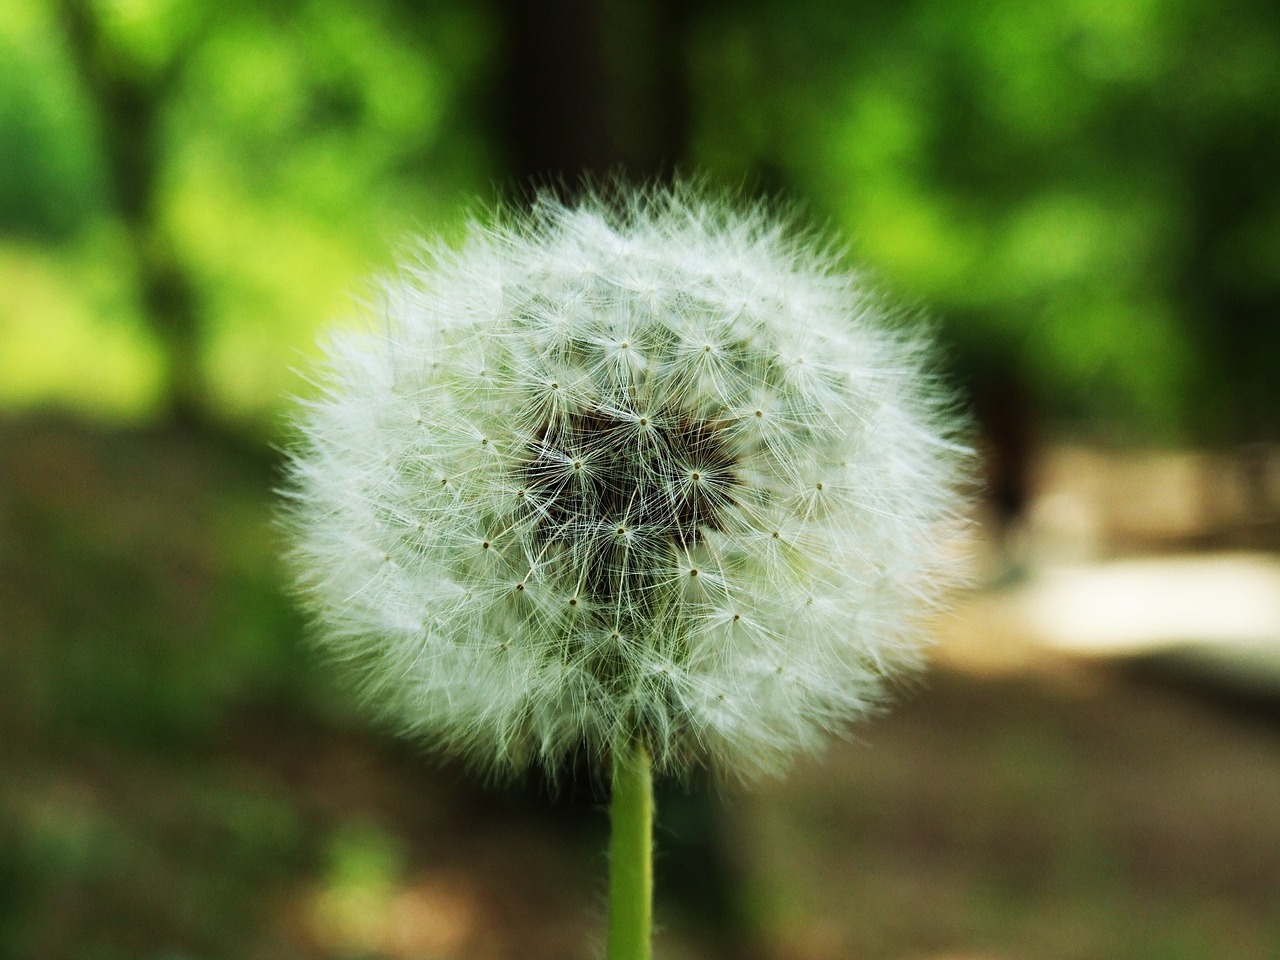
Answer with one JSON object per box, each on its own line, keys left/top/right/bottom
{"left": 607, "top": 738, "right": 653, "bottom": 960}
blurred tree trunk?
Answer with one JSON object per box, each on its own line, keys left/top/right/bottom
{"left": 1184, "top": 136, "right": 1280, "bottom": 446}
{"left": 494, "top": 0, "right": 690, "bottom": 195}
{"left": 58, "top": 0, "right": 207, "bottom": 428}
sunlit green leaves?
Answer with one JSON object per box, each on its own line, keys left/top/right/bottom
{"left": 692, "top": 0, "right": 1280, "bottom": 439}
{"left": 0, "top": 0, "right": 493, "bottom": 419}
{"left": 0, "top": 1, "right": 106, "bottom": 239}
{"left": 1, "top": 0, "right": 1276, "bottom": 436}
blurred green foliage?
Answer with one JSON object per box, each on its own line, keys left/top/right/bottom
{"left": 2, "top": 0, "right": 1278, "bottom": 438}
{"left": 692, "top": 0, "right": 1280, "bottom": 438}
{"left": 0, "top": 0, "right": 493, "bottom": 420}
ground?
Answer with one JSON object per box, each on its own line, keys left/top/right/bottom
{"left": 1, "top": 412, "right": 1277, "bottom": 960}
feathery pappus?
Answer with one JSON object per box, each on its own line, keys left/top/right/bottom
{"left": 281, "top": 184, "right": 971, "bottom": 781}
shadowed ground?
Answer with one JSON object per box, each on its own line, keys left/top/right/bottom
{"left": 1, "top": 413, "right": 1277, "bottom": 960}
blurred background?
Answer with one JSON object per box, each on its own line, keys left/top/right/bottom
{"left": 1, "top": 0, "right": 1278, "bottom": 957}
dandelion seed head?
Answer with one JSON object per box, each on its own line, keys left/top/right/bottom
{"left": 282, "top": 184, "right": 970, "bottom": 781}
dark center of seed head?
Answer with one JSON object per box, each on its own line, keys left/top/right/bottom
{"left": 520, "top": 407, "right": 739, "bottom": 600}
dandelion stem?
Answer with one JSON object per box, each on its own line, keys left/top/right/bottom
{"left": 607, "top": 738, "right": 653, "bottom": 960}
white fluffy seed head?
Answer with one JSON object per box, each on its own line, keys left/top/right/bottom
{"left": 281, "top": 184, "right": 971, "bottom": 782}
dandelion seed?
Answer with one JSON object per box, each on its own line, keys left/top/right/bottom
{"left": 281, "top": 183, "right": 970, "bottom": 783}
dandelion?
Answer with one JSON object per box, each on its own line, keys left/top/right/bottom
{"left": 282, "top": 183, "right": 970, "bottom": 958}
